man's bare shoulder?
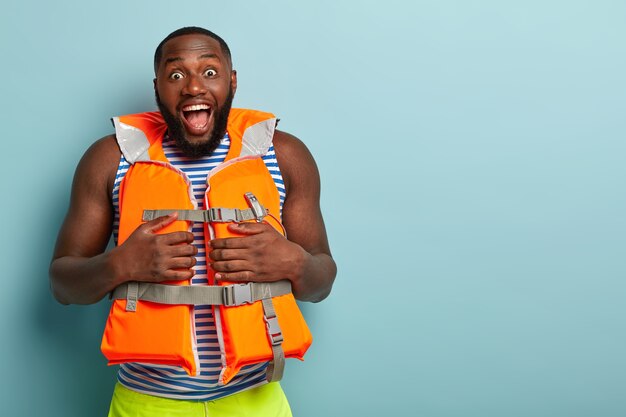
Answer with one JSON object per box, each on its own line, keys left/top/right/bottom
{"left": 83, "top": 134, "right": 121, "bottom": 162}
{"left": 272, "top": 129, "right": 309, "bottom": 157}
{"left": 272, "top": 129, "right": 319, "bottom": 193}
{"left": 75, "top": 134, "right": 122, "bottom": 195}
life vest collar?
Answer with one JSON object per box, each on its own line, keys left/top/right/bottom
{"left": 111, "top": 109, "right": 277, "bottom": 165}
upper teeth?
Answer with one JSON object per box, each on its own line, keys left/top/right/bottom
{"left": 183, "top": 104, "right": 210, "bottom": 111}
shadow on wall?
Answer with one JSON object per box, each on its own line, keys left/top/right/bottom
{"left": 34, "top": 293, "right": 118, "bottom": 416}
{"left": 11, "top": 88, "right": 156, "bottom": 416}
{"left": 25, "top": 180, "right": 118, "bottom": 417}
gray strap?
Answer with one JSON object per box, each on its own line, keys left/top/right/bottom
{"left": 143, "top": 192, "right": 268, "bottom": 223}
{"left": 125, "top": 281, "right": 139, "bottom": 312}
{"left": 142, "top": 207, "right": 267, "bottom": 223}
{"left": 111, "top": 281, "right": 291, "bottom": 311}
{"left": 261, "top": 297, "right": 285, "bottom": 382}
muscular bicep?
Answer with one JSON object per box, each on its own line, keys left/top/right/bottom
{"left": 274, "top": 131, "right": 332, "bottom": 257}
{"left": 52, "top": 135, "right": 120, "bottom": 260}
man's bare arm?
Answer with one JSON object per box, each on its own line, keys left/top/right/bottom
{"left": 50, "top": 136, "right": 121, "bottom": 304}
{"left": 274, "top": 130, "right": 336, "bottom": 301}
{"left": 208, "top": 130, "right": 337, "bottom": 302}
{"left": 49, "top": 136, "right": 197, "bottom": 305}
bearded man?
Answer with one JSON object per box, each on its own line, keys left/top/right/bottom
{"left": 50, "top": 26, "right": 336, "bottom": 417}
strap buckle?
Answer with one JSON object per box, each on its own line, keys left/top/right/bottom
{"left": 209, "top": 207, "right": 241, "bottom": 223}
{"left": 264, "top": 314, "right": 284, "bottom": 345}
{"left": 208, "top": 208, "right": 223, "bottom": 222}
{"left": 205, "top": 209, "right": 216, "bottom": 222}
{"left": 244, "top": 192, "right": 266, "bottom": 222}
{"left": 223, "top": 283, "right": 253, "bottom": 307}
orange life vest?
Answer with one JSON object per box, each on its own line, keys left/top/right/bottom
{"left": 100, "top": 109, "right": 312, "bottom": 385}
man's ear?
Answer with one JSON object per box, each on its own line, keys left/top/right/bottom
{"left": 231, "top": 70, "right": 238, "bottom": 95}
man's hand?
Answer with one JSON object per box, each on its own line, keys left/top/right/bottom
{"left": 207, "top": 129, "right": 337, "bottom": 302}
{"left": 208, "top": 222, "right": 306, "bottom": 283}
{"left": 112, "top": 213, "right": 198, "bottom": 283}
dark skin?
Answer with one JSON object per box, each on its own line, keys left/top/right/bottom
{"left": 50, "top": 34, "right": 336, "bottom": 304}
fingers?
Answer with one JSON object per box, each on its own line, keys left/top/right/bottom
{"left": 149, "top": 255, "right": 196, "bottom": 282}
{"left": 227, "top": 222, "right": 271, "bottom": 235}
{"left": 143, "top": 212, "right": 179, "bottom": 233}
{"left": 160, "top": 231, "right": 195, "bottom": 245}
{"left": 213, "top": 270, "right": 255, "bottom": 282}
{"left": 209, "top": 226, "right": 259, "bottom": 249}
{"left": 134, "top": 220, "right": 278, "bottom": 283}
{"left": 167, "top": 255, "right": 197, "bottom": 270}
{"left": 211, "top": 259, "right": 250, "bottom": 273}
{"left": 162, "top": 268, "right": 195, "bottom": 282}
{"left": 155, "top": 239, "right": 197, "bottom": 278}
{"left": 208, "top": 247, "right": 248, "bottom": 262}
{"left": 211, "top": 222, "right": 278, "bottom": 249}
{"left": 170, "top": 243, "right": 198, "bottom": 257}
{"left": 151, "top": 253, "right": 196, "bottom": 282}
{"left": 141, "top": 214, "right": 195, "bottom": 243}
{"left": 209, "top": 237, "right": 250, "bottom": 250}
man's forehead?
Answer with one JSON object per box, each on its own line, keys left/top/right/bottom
{"left": 161, "top": 34, "right": 225, "bottom": 62}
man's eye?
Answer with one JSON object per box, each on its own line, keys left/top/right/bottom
{"left": 204, "top": 69, "right": 217, "bottom": 77}
{"left": 169, "top": 72, "right": 184, "bottom": 80}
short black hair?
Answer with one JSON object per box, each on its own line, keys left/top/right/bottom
{"left": 154, "top": 26, "right": 232, "bottom": 74}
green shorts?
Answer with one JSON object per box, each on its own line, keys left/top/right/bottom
{"left": 108, "top": 382, "right": 293, "bottom": 417}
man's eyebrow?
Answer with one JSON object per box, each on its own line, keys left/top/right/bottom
{"left": 199, "top": 53, "right": 219, "bottom": 60}
{"left": 164, "top": 57, "right": 183, "bottom": 65}
{"left": 164, "top": 54, "right": 220, "bottom": 66}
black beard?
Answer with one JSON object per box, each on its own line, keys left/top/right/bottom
{"left": 156, "top": 88, "right": 233, "bottom": 158}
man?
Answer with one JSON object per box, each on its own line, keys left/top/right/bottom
{"left": 50, "top": 26, "right": 336, "bottom": 416}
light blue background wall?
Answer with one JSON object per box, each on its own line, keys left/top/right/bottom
{"left": 1, "top": 1, "right": 625, "bottom": 416}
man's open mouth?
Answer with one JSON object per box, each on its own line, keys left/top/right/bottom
{"left": 181, "top": 103, "right": 212, "bottom": 134}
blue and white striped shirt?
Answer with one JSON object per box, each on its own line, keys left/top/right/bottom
{"left": 111, "top": 133, "right": 285, "bottom": 400}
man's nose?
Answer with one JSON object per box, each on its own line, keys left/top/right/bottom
{"left": 182, "top": 74, "right": 207, "bottom": 96}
